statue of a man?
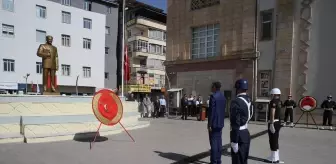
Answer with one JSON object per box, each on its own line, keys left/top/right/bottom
{"left": 36, "top": 35, "right": 59, "bottom": 92}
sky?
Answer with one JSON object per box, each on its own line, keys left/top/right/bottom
{"left": 136, "top": 0, "right": 167, "bottom": 13}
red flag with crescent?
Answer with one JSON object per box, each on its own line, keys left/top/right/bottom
{"left": 124, "top": 46, "right": 130, "bottom": 82}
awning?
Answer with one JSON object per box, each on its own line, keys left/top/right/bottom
{"left": 0, "top": 82, "right": 18, "bottom": 90}
{"left": 167, "top": 88, "right": 183, "bottom": 92}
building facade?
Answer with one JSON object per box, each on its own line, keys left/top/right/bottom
{"left": 0, "top": 0, "right": 106, "bottom": 95}
{"left": 167, "top": 0, "right": 336, "bottom": 103}
{"left": 48, "top": 0, "right": 119, "bottom": 90}
{"left": 125, "top": 1, "right": 167, "bottom": 95}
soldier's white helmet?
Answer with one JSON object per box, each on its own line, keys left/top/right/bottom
{"left": 270, "top": 88, "right": 281, "bottom": 95}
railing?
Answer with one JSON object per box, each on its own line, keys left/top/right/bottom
{"left": 128, "top": 34, "right": 166, "bottom": 42}
{"left": 131, "top": 47, "right": 166, "bottom": 56}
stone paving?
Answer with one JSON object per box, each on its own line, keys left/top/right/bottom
{"left": 0, "top": 117, "right": 335, "bottom": 164}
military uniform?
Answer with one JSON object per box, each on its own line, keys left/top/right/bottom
{"left": 321, "top": 96, "right": 336, "bottom": 129}
{"left": 267, "top": 88, "right": 284, "bottom": 163}
{"left": 230, "top": 93, "right": 252, "bottom": 164}
{"left": 283, "top": 98, "right": 296, "bottom": 125}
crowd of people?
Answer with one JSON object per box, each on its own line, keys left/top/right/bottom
{"left": 134, "top": 94, "right": 167, "bottom": 119}
{"left": 180, "top": 94, "right": 209, "bottom": 120}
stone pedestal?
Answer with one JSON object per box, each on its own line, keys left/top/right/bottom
{"left": 42, "top": 92, "right": 60, "bottom": 96}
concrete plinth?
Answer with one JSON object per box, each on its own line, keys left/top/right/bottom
{"left": 0, "top": 95, "right": 146, "bottom": 143}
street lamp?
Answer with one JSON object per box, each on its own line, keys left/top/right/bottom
{"left": 23, "top": 73, "right": 30, "bottom": 94}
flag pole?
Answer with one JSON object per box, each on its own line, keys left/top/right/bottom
{"left": 121, "top": 0, "right": 126, "bottom": 98}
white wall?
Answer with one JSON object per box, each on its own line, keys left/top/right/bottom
{"left": 306, "top": 0, "right": 336, "bottom": 102}
{"left": 0, "top": 0, "right": 106, "bottom": 89}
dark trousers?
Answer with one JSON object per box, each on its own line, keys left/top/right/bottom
{"left": 188, "top": 105, "right": 192, "bottom": 116}
{"left": 323, "top": 110, "right": 333, "bottom": 126}
{"left": 181, "top": 107, "right": 188, "bottom": 120}
{"left": 154, "top": 106, "right": 159, "bottom": 118}
{"left": 209, "top": 128, "right": 222, "bottom": 164}
{"left": 284, "top": 108, "right": 294, "bottom": 123}
{"left": 268, "top": 121, "right": 281, "bottom": 151}
{"left": 160, "top": 105, "right": 166, "bottom": 117}
{"left": 231, "top": 129, "right": 250, "bottom": 164}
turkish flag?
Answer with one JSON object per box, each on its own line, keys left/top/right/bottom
{"left": 124, "top": 45, "right": 130, "bottom": 82}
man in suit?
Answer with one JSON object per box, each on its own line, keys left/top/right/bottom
{"left": 230, "top": 79, "right": 253, "bottom": 164}
{"left": 208, "top": 82, "right": 226, "bottom": 164}
{"left": 181, "top": 94, "right": 188, "bottom": 120}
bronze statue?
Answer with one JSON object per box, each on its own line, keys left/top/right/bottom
{"left": 37, "top": 35, "right": 59, "bottom": 93}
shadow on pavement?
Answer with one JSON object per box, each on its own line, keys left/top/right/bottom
{"left": 73, "top": 132, "right": 108, "bottom": 143}
{"left": 161, "top": 130, "right": 269, "bottom": 164}
{"left": 154, "top": 151, "right": 208, "bottom": 164}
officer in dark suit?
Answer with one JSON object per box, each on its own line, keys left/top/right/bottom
{"left": 230, "top": 79, "right": 253, "bottom": 164}
{"left": 208, "top": 82, "right": 226, "bottom": 164}
{"left": 267, "top": 88, "right": 284, "bottom": 163}
{"left": 283, "top": 95, "right": 296, "bottom": 127}
{"left": 320, "top": 95, "right": 336, "bottom": 130}
{"left": 181, "top": 94, "right": 188, "bottom": 120}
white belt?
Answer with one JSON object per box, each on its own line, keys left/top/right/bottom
{"left": 237, "top": 97, "right": 253, "bottom": 130}
{"left": 239, "top": 124, "right": 248, "bottom": 130}
{"left": 325, "top": 108, "right": 333, "bottom": 111}
{"left": 268, "top": 119, "right": 279, "bottom": 123}
{"left": 286, "top": 106, "right": 293, "bottom": 108}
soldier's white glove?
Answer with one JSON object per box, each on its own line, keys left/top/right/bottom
{"left": 269, "top": 123, "right": 275, "bottom": 134}
{"left": 231, "top": 142, "right": 239, "bottom": 153}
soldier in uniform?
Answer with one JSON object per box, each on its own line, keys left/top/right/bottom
{"left": 208, "top": 82, "right": 226, "bottom": 164}
{"left": 320, "top": 95, "right": 336, "bottom": 130}
{"left": 267, "top": 88, "right": 284, "bottom": 163}
{"left": 230, "top": 79, "right": 253, "bottom": 164}
{"left": 283, "top": 95, "right": 296, "bottom": 127}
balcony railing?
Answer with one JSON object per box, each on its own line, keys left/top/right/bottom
{"left": 128, "top": 34, "right": 166, "bottom": 42}
{"left": 131, "top": 47, "right": 166, "bottom": 56}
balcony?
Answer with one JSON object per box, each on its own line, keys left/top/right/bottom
{"left": 129, "top": 47, "right": 166, "bottom": 60}
{"left": 126, "top": 16, "right": 166, "bottom": 31}
{"left": 128, "top": 34, "right": 166, "bottom": 46}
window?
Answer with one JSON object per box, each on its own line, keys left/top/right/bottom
{"left": 159, "top": 75, "right": 165, "bottom": 87}
{"left": 191, "top": 24, "right": 220, "bottom": 59}
{"left": 260, "top": 10, "right": 273, "bottom": 40}
{"left": 83, "top": 38, "right": 91, "bottom": 49}
{"left": 155, "top": 45, "right": 162, "bottom": 54}
{"left": 83, "top": 0, "right": 91, "bottom": 11}
{"left": 191, "top": 0, "right": 220, "bottom": 10}
{"left": 107, "top": 6, "right": 112, "bottom": 14}
{"left": 163, "top": 32, "right": 166, "bottom": 40}
{"left": 36, "top": 62, "right": 42, "bottom": 74}
{"left": 163, "top": 46, "right": 166, "bottom": 54}
{"left": 135, "top": 40, "right": 148, "bottom": 52}
{"left": 2, "top": 24, "right": 14, "bottom": 37}
{"left": 127, "top": 30, "right": 131, "bottom": 38}
{"left": 105, "top": 47, "right": 109, "bottom": 55}
{"left": 36, "top": 5, "right": 46, "bottom": 18}
{"left": 61, "top": 34, "right": 71, "bottom": 47}
{"left": 36, "top": 30, "right": 46, "bottom": 43}
{"left": 3, "top": 59, "right": 14, "bottom": 72}
{"left": 259, "top": 70, "right": 271, "bottom": 97}
{"left": 61, "top": 64, "right": 71, "bottom": 76}
{"left": 61, "top": 0, "right": 71, "bottom": 6}
{"left": 154, "top": 74, "right": 160, "bottom": 87}
{"left": 2, "top": 0, "right": 14, "bottom": 12}
{"left": 149, "top": 44, "right": 156, "bottom": 54}
{"left": 83, "top": 67, "right": 91, "bottom": 78}
{"left": 139, "top": 59, "right": 146, "bottom": 66}
{"left": 62, "top": 11, "right": 71, "bottom": 24}
{"left": 83, "top": 18, "right": 92, "bottom": 29}
{"left": 105, "top": 72, "right": 109, "bottom": 79}
{"left": 105, "top": 26, "right": 110, "bottom": 35}
{"left": 148, "top": 29, "right": 164, "bottom": 40}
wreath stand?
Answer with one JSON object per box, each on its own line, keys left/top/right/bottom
{"left": 293, "top": 96, "right": 319, "bottom": 129}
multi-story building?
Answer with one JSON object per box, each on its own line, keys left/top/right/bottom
{"left": 48, "top": 0, "right": 119, "bottom": 90}
{"left": 0, "top": 0, "right": 106, "bottom": 95}
{"left": 166, "top": 0, "right": 336, "bottom": 103}
{"left": 125, "top": 1, "right": 167, "bottom": 96}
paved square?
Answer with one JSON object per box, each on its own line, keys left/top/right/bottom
{"left": 0, "top": 118, "right": 334, "bottom": 164}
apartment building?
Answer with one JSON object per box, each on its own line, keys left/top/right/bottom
{"left": 125, "top": 1, "right": 167, "bottom": 95}
{"left": 0, "top": 0, "right": 106, "bottom": 95}
{"left": 48, "top": 0, "right": 119, "bottom": 90}
{"left": 166, "top": 0, "right": 336, "bottom": 103}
